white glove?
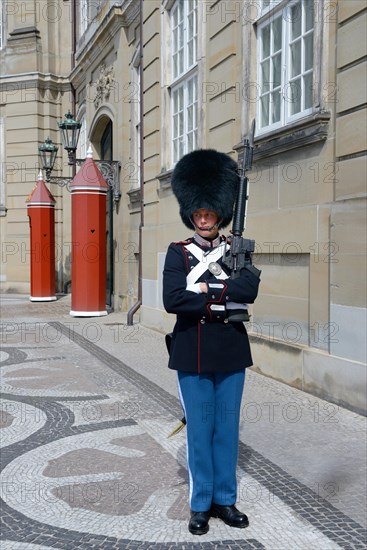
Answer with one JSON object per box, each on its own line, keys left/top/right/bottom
{"left": 186, "top": 283, "right": 202, "bottom": 294}
{"left": 226, "top": 302, "right": 248, "bottom": 310}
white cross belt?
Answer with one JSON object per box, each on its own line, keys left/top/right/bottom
{"left": 185, "top": 242, "right": 229, "bottom": 286}
{"left": 185, "top": 242, "right": 248, "bottom": 311}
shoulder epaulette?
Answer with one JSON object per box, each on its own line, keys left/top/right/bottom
{"left": 172, "top": 237, "right": 193, "bottom": 245}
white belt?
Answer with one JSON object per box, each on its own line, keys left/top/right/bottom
{"left": 185, "top": 242, "right": 228, "bottom": 286}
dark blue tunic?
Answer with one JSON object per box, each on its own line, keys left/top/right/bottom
{"left": 163, "top": 236, "right": 260, "bottom": 374}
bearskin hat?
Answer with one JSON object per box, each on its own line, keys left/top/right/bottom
{"left": 171, "top": 149, "right": 239, "bottom": 230}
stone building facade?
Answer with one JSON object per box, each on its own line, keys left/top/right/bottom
{"left": 0, "top": 0, "right": 366, "bottom": 412}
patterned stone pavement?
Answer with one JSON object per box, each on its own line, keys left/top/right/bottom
{"left": 0, "top": 294, "right": 366, "bottom": 549}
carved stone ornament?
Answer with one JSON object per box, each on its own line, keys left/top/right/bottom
{"left": 94, "top": 63, "right": 115, "bottom": 109}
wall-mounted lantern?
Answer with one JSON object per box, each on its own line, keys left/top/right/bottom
{"left": 38, "top": 112, "right": 121, "bottom": 202}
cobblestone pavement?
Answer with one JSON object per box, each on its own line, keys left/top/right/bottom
{"left": 1, "top": 294, "right": 366, "bottom": 550}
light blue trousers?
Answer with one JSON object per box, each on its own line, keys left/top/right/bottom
{"left": 177, "top": 369, "right": 245, "bottom": 512}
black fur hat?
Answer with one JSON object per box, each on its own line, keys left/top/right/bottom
{"left": 171, "top": 149, "right": 239, "bottom": 229}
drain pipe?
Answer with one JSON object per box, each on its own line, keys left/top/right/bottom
{"left": 127, "top": 0, "right": 144, "bottom": 326}
{"left": 70, "top": 0, "right": 77, "bottom": 176}
{"left": 61, "top": 0, "right": 77, "bottom": 296}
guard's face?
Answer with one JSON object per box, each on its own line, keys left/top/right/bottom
{"left": 192, "top": 208, "right": 220, "bottom": 239}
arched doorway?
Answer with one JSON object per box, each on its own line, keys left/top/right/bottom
{"left": 100, "top": 120, "right": 114, "bottom": 310}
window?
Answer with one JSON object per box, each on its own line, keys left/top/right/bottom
{"left": 76, "top": 113, "right": 87, "bottom": 160}
{"left": 0, "top": 2, "right": 5, "bottom": 49}
{"left": 130, "top": 54, "right": 141, "bottom": 190}
{"left": 172, "top": 76, "right": 197, "bottom": 162}
{"left": 172, "top": 0, "right": 197, "bottom": 80}
{"left": 134, "top": 64, "right": 141, "bottom": 189}
{"left": 79, "top": 0, "right": 88, "bottom": 37}
{"left": 0, "top": 118, "right": 6, "bottom": 215}
{"left": 257, "top": 0, "right": 314, "bottom": 133}
{"left": 170, "top": 0, "right": 198, "bottom": 164}
{"left": 260, "top": 0, "right": 282, "bottom": 15}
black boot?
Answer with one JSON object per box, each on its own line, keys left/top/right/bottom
{"left": 210, "top": 503, "right": 249, "bottom": 528}
{"left": 188, "top": 511, "right": 210, "bottom": 535}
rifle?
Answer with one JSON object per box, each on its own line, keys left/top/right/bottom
{"left": 222, "top": 119, "right": 260, "bottom": 323}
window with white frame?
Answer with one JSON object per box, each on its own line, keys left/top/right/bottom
{"left": 0, "top": 118, "right": 6, "bottom": 214}
{"left": 79, "top": 0, "right": 88, "bottom": 37}
{"left": 170, "top": 0, "right": 198, "bottom": 164}
{"left": 76, "top": 113, "right": 87, "bottom": 160}
{"left": 134, "top": 64, "right": 141, "bottom": 189}
{"left": 130, "top": 55, "right": 141, "bottom": 190}
{"left": 79, "top": 0, "right": 105, "bottom": 32}
{"left": 172, "top": 76, "right": 197, "bottom": 163}
{"left": 260, "top": 0, "right": 281, "bottom": 12}
{"left": 0, "top": 2, "right": 5, "bottom": 50}
{"left": 257, "top": 0, "right": 314, "bottom": 133}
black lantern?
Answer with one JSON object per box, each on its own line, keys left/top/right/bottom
{"left": 38, "top": 137, "right": 58, "bottom": 181}
{"left": 57, "top": 111, "right": 82, "bottom": 164}
{"left": 35, "top": 110, "right": 120, "bottom": 199}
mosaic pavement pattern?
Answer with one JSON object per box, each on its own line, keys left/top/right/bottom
{"left": 0, "top": 304, "right": 366, "bottom": 549}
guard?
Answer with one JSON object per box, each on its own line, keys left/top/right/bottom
{"left": 163, "top": 148, "right": 260, "bottom": 535}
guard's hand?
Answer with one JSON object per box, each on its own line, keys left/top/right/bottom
{"left": 186, "top": 283, "right": 202, "bottom": 294}
{"left": 199, "top": 283, "right": 208, "bottom": 293}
